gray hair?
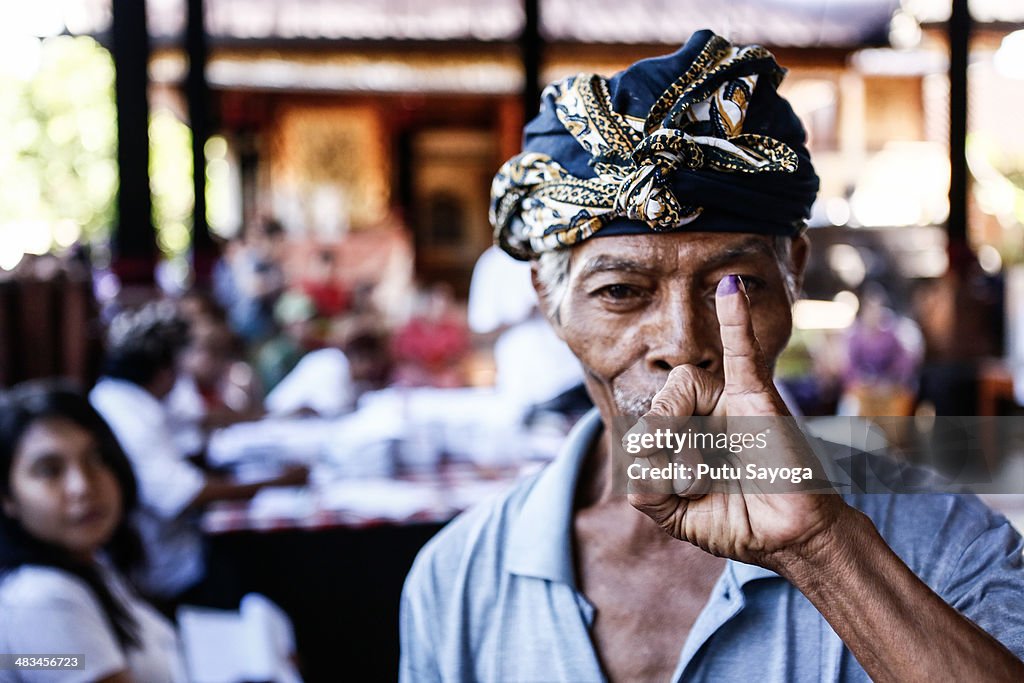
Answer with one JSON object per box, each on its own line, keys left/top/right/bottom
{"left": 774, "top": 234, "right": 802, "bottom": 304}
{"left": 534, "top": 249, "right": 572, "bottom": 324}
{"left": 533, "top": 233, "right": 803, "bottom": 322}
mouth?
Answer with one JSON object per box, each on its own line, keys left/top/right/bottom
{"left": 612, "top": 384, "right": 657, "bottom": 419}
{"left": 70, "top": 507, "right": 112, "bottom": 527}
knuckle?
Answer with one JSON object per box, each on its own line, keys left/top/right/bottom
{"left": 649, "top": 394, "right": 677, "bottom": 415}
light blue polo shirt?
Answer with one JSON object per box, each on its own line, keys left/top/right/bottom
{"left": 400, "top": 410, "right": 1024, "bottom": 682}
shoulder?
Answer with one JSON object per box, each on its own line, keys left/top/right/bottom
{"left": 90, "top": 378, "right": 141, "bottom": 406}
{"left": 840, "top": 451, "right": 1022, "bottom": 589}
{"left": 404, "top": 469, "right": 541, "bottom": 603}
{"left": 0, "top": 565, "right": 101, "bottom": 612}
{"left": 839, "top": 450, "right": 1010, "bottom": 534}
{"left": 90, "top": 379, "right": 165, "bottom": 430}
{"left": 400, "top": 468, "right": 547, "bottom": 679}
{"left": 0, "top": 566, "right": 116, "bottom": 648}
{"left": 0, "top": 566, "right": 130, "bottom": 680}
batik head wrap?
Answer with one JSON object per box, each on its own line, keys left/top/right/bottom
{"left": 490, "top": 30, "right": 820, "bottom": 260}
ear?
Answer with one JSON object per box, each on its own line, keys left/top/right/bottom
{"left": 788, "top": 233, "right": 810, "bottom": 298}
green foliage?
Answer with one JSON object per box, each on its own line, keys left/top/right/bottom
{"left": 150, "top": 109, "right": 194, "bottom": 258}
{"left": 968, "top": 133, "right": 1024, "bottom": 265}
{"left": 0, "top": 35, "right": 117, "bottom": 251}
{"left": 0, "top": 34, "right": 200, "bottom": 266}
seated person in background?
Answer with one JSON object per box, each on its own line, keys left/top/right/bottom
{"left": 255, "top": 290, "right": 320, "bottom": 394}
{"left": 839, "top": 282, "right": 923, "bottom": 417}
{"left": 401, "top": 31, "right": 1024, "bottom": 682}
{"left": 90, "top": 302, "right": 307, "bottom": 608}
{"left": 299, "top": 248, "right": 351, "bottom": 319}
{"left": 263, "top": 346, "right": 355, "bottom": 418}
{"left": 391, "top": 283, "right": 470, "bottom": 388}
{"left": 327, "top": 283, "right": 394, "bottom": 395}
{"left": 166, "top": 311, "right": 264, "bottom": 458}
{"left": 224, "top": 218, "right": 287, "bottom": 345}
{"left": 468, "top": 245, "right": 587, "bottom": 418}
{"left": 0, "top": 382, "right": 186, "bottom": 683}
{"left": 176, "top": 288, "right": 226, "bottom": 330}
{"left": 252, "top": 291, "right": 358, "bottom": 417}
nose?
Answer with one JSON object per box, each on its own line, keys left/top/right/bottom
{"left": 63, "top": 465, "right": 94, "bottom": 500}
{"left": 643, "top": 289, "right": 719, "bottom": 373}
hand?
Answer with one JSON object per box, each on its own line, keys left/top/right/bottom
{"left": 626, "top": 274, "right": 847, "bottom": 572}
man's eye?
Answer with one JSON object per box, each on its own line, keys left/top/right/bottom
{"left": 737, "top": 275, "right": 764, "bottom": 292}
{"left": 596, "top": 284, "right": 641, "bottom": 300}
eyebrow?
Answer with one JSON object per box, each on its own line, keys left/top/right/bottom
{"left": 577, "top": 238, "right": 777, "bottom": 280}
{"left": 577, "top": 256, "right": 660, "bottom": 279}
{"left": 698, "top": 238, "right": 777, "bottom": 272}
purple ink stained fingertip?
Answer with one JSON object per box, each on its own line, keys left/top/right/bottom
{"left": 717, "top": 274, "right": 740, "bottom": 296}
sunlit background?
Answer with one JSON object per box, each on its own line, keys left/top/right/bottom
{"left": 2, "top": 2, "right": 1023, "bottom": 279}
{"left": 5, "top": 2, "right": 1024, "bottom": 679}
{"left": 3, "top": 1, "right": 1023, "bottom": 405}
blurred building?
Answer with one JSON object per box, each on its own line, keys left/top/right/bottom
{"left": 5, "top": 0, "right": 1024, "bottom": 412}
{"left": 66, "top": 0, "right": 924, "bottom": 293}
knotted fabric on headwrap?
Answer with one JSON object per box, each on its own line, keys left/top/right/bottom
{"left": 490, "top": 30, "right": 820, "bottom": 260}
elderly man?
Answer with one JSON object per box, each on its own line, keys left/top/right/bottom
{"left": 399, "top": 31, "right": 1024, "bottom": 682}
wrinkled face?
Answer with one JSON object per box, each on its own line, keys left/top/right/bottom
{"left": 541, "top": 231, "right": 806, "bottom": 418}
{"left": 2, "top": 418, "right": 122, "bottom": 560}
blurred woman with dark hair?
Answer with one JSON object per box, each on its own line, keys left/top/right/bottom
{"left": 0, "top": 382, "right": 185, "bottom": 682}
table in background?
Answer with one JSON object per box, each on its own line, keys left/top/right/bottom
{"left": 206, "top": 520, "right": 443, "bottom": 682}
{"left": 203, "top": 463, "right": 542, "bottom": 682}
{"left": 200, "top": 392, "right": 569, "bottom": 682}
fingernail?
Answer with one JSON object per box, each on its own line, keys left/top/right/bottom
{"left": 717, "top": 274, "right": 741, "bottom": 296}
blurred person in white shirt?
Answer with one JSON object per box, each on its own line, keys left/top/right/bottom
{"left": 468, "top": 245, "right": 586, "bottom": 415}
{"left": 165, "top": 309, "right": 265, "bottom": 458}
{"left": 90, "top": 302, "right": 307, "bottom": 608}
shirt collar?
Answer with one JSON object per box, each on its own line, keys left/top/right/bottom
{"left": 504, "top": 407, "right": 784, "bottom": 589}
{"left": 505, "top": 409, "right": 603, "bottom": 587}
{"left": 730, "top": 560, "right": 779, "bottom": 585}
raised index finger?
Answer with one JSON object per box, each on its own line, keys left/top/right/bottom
{"left": 715, "top": 274, "right": 773, "bottom": 396}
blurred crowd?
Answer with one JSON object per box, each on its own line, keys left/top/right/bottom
{"left": 213, "top": 218, "right": 516, "bottom": 400}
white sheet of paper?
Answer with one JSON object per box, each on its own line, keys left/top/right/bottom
{"left": 247, "top": 486, "right": 316, "bottom": 521}
{"left": 177, "top": 594, "right": 301, "bottom": 683}
{"left": 318, "top": 479, "right": 443, "bottom": 519}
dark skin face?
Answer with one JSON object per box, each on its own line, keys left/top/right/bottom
{"left": 540, "top": 231, "right": 808, "bottom": 425}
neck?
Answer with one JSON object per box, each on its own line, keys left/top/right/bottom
{"left": 574, "top": 425, "right": 685, "bottom": 547}
{"left": 576, "top": 427, "right": 613, "bottom": 508}
{"left": 575, "top": 424, "right": 652, "bottom": 511}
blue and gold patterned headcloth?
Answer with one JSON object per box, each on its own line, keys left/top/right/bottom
{"left": 490, "top": 30, "right": 820, "bottom": 260}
